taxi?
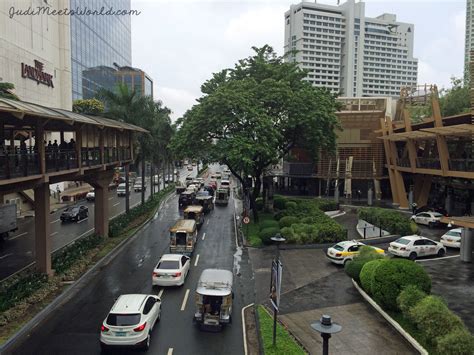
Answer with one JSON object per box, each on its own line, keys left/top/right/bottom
{"left": 326, "top": 240, "right": 385, "bottom": 265}
{"left": 388, "top": 235, "right": 446, "bottom": 260}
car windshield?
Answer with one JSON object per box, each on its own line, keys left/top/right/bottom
{"left": 395, "top": 238, "right": 411, "bottom": 245}
{"left": 106, "top": 313, "right": 141, "bottom": 326}
{"left": 158, "top": 260, "right": 180, "bottom": 269}
{"left": 332, "top": 244, "right": 344, "bottom": 251}
{"left": 446, "top": 230, "right": 461, "bottom": 237}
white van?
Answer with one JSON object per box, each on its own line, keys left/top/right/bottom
{"left": 117, "top": 183, "right": 129, "bottom": 196}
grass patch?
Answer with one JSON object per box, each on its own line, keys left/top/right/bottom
{"left": 243, "top": 213, "right": 275, "bottom": 247}
{"left": 257, "top": 305, "right": 305, "bottom": 355}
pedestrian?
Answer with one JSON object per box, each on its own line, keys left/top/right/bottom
{"left": 56, "top": 185, "right": 61, "bottom": 202}
{"left": 412, "top": 202, "right": 417, "bottom": 215}
{"left": 53, "top": 140, "right": 58, "bottom": 149}
{"left": 357, "top": 189, "right": 362, "bottom": 200}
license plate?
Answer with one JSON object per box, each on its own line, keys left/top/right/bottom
{"left": 115, "top": 331, "right": 126, "bottom": 336}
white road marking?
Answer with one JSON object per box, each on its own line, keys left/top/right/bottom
{"left": 206, "top": 220, "right": 209, "bottom": 225}
{"left": 9, "top": 232, "right": 28, "bottom": 240}
{"left": 0, "top": 253, "right": 13, "bottom": 260}
{"left": 194, "top": 254, "right": 200, "bottom": 267}
{"left": 158, "top": 289, "right": 164, "bottom": 299}
{"left": 181, "top": 289, "right": 190, "bottom": 311}
{"left": 113, "top": 202, "right": 120, "bottom": 207}
{"left": 416, "top": 254, "right": 460, "bottom": 262}
{"left": 202, "top": 232, "right": 206, "bottom": 241}
{"left": 50, "top": 219, "right": 60, "bottom": 224}
{"left": 50, "top": 232, "right": 58, "bottom": 237}
{"left": 108, "top": 197, "right": 114, "bottom": 200}
{"left": 167, "top": 349, "right": 173, "bottom": 355}
{"left": 77, "top": 217, "right": 88, "bottom": 224}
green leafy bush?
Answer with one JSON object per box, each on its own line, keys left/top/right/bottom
{"left": 436, "top": 329, "right": 474, "bottom": 355}
{"left": 278, "top": 216, "right": 299, "bottom": 228}
{"left": 371, "top": 259, "right": 431, "bottom": 310}
{"left": 259, "top": 227, "right": 280, "bottom": 245}
{"left": 0, "top": 273, "right": 48, "bottom": 312}
{"left": 280, "top": 227, "right": 295, "bottom": 240}
{"left": 259, "top": 220, "right": 279, "bottom": 231}
{"left": 396, "top": 285, "right": 427, "bottom": 320}
{"left": 344, "top": 246, "right": 385, "bottom": 282}
{"left": 360, "top": 259, "right": 388, "bottom": 295}
{"left": 52, "top": 234, "right": 103, "bottom": 274}
{"left": 314, "top": 199, "right": 338, "bottom": 212}
{"left": 285, "top": 201, "right": 297, "bottom": 210}
{"left": 274, "top": 210, "right": 289, "bottom": 221}
{"left": 255, "top": 197, "right": 264, "bottom": 211}
{"left": 273, "top": 196, "right": 287, "bottom": 210}
{"left": 410, "top": 296, "right": 465, "bottom": 346}
{"left": 358, "top": 207, "right": 412, "bottom": 236}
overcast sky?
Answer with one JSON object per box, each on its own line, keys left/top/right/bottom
{"left": 131, "top": 0, "right": 466, "bottom": 120}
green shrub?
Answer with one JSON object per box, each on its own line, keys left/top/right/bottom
{"left": 396, "top": 285, "right": 427, "bottom": 320}
{"left": 274, "top": 210, "right": 289, "bottom": 221}
{"left": 315, "top": 199, "right": 338, "bottom": 212}
{"left": 317, "top": 223, "right": 346, "bottom": 243}
{"left": 259, "top": 220, "right": 279, "bottom": 231}
{"left": 358, "top": 207, "right": 412, "bottom": 236}
{"left": 410, "top": 296, "right": 465, "bottom": 346}
{"left": 0, "top": 273, "right": 48, "bottom": 312}
{"left": 52, "top": 234, "right": 103, "bottom": 274}
{"left": 344, "top": 246, "right": 385, "bottom": 282}
{"left": 273, "top": 196, "right": 287, "bottom": 210}
{"left": 371, "top": 259, "right": 431, "bottom": 311}
{"left": 278, "top": 216, "right": 299, "bottom": 228}
{"left": 255, "top": 198, "right": 264, "bottom": 211}
{"left": 280, "top": 227, "right": 295, "bottom": 241}
{"left": 285, "top": 201, "right": 297, "bottom": 210}
{"left": 360, "top": 259, "right": 388, "bottom": 295}
{"left": 259, "top": 227, "right": 280, "bottom": 245}
{"left": 436, "top": 329, "right": 474, "bottom": 355}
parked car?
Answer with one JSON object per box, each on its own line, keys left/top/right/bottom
{"left": 326, "top": 240, "right": 385, "bottom": 265}
{"left": 152, "top": 254, "right": 191, "bottom": 287}
{"left": 133, "top": 180, "right": 146, "bottom": 192}
{"left": 388, "top": 235, "right": 446, "bottom": 260}
{"left": 60, "top": 205, "right": 88, "bottom": 222}
{"left": 410, "top": 212, "right": 444, "bottom": 228}
{"left": 440, "top": 228, "right": 463, "bottom": 248}
{"left": 415, "top": 206, "right": 448, "bottom": 216}
{"left": 86, "top": 191, "right": 95, "bottom": 201}
{"left": 100, "top": 294, "right": 161, "bottom": 351}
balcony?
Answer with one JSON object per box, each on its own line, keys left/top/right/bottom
{"left": 283, "top": 162, "right": 315, "bottom": 175}
{"left": 0, "top": 147, "right": 40, "bottom": 179}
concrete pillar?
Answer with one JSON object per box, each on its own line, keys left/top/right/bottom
{"left": 367, "top": 188, "right": 373, "bottom": 206}
{"left": 34, "top": 183, "right": 53, "bottom": 276}
{"left": 445, "top": 193, "right": 453, "bottom": 216}
{"left": 460, "top": 228, "right": 473, "bottom": 263}
{"left": 94, "top": 182, "right": 109, "bottom": 238}
{"left": 408, "top": 187, "right": 414, "bottom": 208}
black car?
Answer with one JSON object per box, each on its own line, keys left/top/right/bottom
{"left": 60, "top": 205, "right": 89, "bottom": 222}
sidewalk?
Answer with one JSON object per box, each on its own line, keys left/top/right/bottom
{"left": 249, "top": 247, "right": 417, "bottom": 354}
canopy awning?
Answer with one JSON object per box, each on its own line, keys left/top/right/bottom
{"left": 420, "top": 124, "right": 474, "bottom": 136}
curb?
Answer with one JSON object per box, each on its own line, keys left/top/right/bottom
{"left": 351, "top": 279, "right": 428, "bottom": 355}
{"left": 242, "top": 303, "right": 254, "bottom": 355}
{"left": 0, "top": 188, "right": 175, "bottom": 354}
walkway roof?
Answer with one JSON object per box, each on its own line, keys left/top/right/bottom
{"left": 0, "top": 98, "right": 148, "bottom": 133}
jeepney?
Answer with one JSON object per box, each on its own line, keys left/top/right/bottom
{"left": 194, "top": 269, "right": 233, "bottom": 330}
{"left": 169, "top": 219, "right": 198, "bottom": 256}
{"left": 175, "top": 181, "right": 186, "bottom": 194}
{"left": 179, "top": 190, "right": 196, "bottom": 209}
{"left": 183, "top": 205, "right": 205, "bottom": 229}
{"left": 215, "top": 189, "right": 229, "bottom": 206}
{"left": 196, "top": 195, "right": 214, "bottom": 214}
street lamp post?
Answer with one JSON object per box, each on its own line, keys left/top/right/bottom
{"left": 270, "top": 233, "right": 285, "bottom": 347}
{"left": 311, "top": 315, "right": 342, "bottom": 355}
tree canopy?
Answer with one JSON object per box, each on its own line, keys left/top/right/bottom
{"left": 171, "top": 45, "right": 340, "bottom": 219}
{"left": 72, "top": 98, "right": 105, "bottom": 115}
{"left": 0, "top": 83, "right": 19, "bottom": 101}
{"left": 439, "top": 77, "right": 470, "bottom": 117}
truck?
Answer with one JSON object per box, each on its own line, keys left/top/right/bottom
{"left": 0, "top": 204, "right": 18, "bottom": 240}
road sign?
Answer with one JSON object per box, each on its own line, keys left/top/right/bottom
{"left": 243, "top": 216, "right": 250, "bottom": 224}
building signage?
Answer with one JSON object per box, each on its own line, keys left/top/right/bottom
{"left": 21, "top": 60, "right": 54, "bottom": 88}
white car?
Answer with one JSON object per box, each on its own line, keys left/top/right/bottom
{"left": 210, "top": 175, "right": 217, "bottom": 183}
{"left": 86, "top": 191, "right": 95, "bottom": 201}
{"left": 133, "top": 181, "right": 146, "bottom": 192}
{"left": 388, "top": 235, "right": 446, "bottom": 260}
{"left": 152, "top": 254, "right": 191, "bottom": 286}
{"left": 100, "top": 294, "right": 161, "bottom": 351}
{"left": 326, "top": 240, "right": 385, "bottom": 265}
{"left": 116, "top": 183, "right": 129, "bottom": 197}
{"left": 410, "top": 212, "right": 444, "bottom": 228}
{"left": 220, "top": 180, "right": 230, "bottom": 190}
{"left": 187, "top": 184, "right": 199, "bottom": 193}
{"left": 440, "top": 228, "right": 463, "bottom": 248}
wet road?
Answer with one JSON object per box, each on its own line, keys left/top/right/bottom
{"left": 0, "top": 167, "right": 192, "bottom": 281}
{"left": 8, "top": 165, "right": 255, "bottom": 355}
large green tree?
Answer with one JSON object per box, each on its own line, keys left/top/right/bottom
{"left": 0, "top": 83, "right": 19, "bottom": 100}
{"left": 171, "top": 45, "right": 340, "bottom": 220}
{"left": 439, "top": 77, "right": 470, "bottom": 117}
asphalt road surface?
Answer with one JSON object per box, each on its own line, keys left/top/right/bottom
{"left": 0, "top": 166, "right": 192, "bottom": 281}
{"left": 8, "top": 165, "right": 255, "bottom": 355}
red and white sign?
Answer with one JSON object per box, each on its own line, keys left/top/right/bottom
{"left": 243, "top": 216, "right": 250, "bottom": 224}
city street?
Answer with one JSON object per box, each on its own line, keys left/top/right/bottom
{"left": 0, "top": 167, "right": 190, "bottom": 281}
{"left": 7, "top": 166, "right": 255, "bottom": 355}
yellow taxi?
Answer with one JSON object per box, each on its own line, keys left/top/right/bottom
{"left": 326, "top": 240, "right": 385, "bottom": 265}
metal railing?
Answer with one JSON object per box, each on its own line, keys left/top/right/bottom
{"left": 46, "top": 149, "right": 78, "bottom": 172}
{"left": 449, "top": 159, "right": 474, "bottom": 172}
{"left": 0, "top": 148, "right": 40, "bottom": 179}
{"left": 417, "top": 158, "right": 441, "bottom": 170}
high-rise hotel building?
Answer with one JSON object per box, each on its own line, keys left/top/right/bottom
{"left": 284, "top": 0, "right": 418, "bottom": 97}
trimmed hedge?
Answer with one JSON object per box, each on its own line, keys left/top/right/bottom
{"left": 410, "top": 296, "right": 465, "bottom": 346}
{"left": 273, "top": 196, "right": 287, "bottom": 210}
{"left": 259, "top": 227, "right": 280, "bottom": 245}
{"left": 278, "top": 216, "right": 299, "bottom": 228}
{"left": 259, "top": 220, "right": 280, "bottom": 231}
{"left": 360, "top": 258, "right": 387, "bottom": 295}
{"left": 345, "top": 246, "right": 385, "bottom": 282}
{"left": 255, "top": 197, "right": 264, "bottom": 211}
{"left": 358, "top": 207, "right": 413, "bottom": 236}
{"left": 396, "top": 285, "right": 427, "bottom": 320}
{"left": 436, "top": 329, "right": 474, "bottom": 355}
{"left": 371, "top": 259, "right": 431, "bottom": 311}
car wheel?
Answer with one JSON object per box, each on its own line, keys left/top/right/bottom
{"left": 142, "top": 334, "right": 150, "bottom": 351}
{"left": 437, "top": 249, "right": 446, "bottom": 257}
{"left": 343, "top": 259, "right": 351, "bottom": 266}
{"left": 409, "top": 252, "right": 417, "bottom": 261}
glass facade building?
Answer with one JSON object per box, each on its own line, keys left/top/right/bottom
{"left": 70, "top": 0, "right": 132, "bottom": 100}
